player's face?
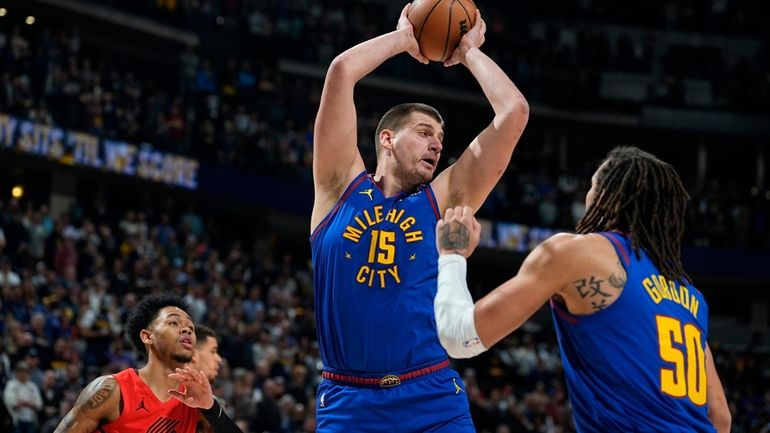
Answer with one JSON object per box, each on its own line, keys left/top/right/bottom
{"left": 193, "top": 336, "right": 222, "bottom": 381}
{"left": 146, "top": 307, "right": 196, "bottom": 364}
{"left": 391, "top": 112, "right": 444, "bottom": 186}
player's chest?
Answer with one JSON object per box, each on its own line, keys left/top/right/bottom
{"left": 328, "top": 199, "right": 438, "bottom": 288}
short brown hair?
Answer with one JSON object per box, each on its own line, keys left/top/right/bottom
{"left": 374, "top": 103, "right": 443, "bottom": 159}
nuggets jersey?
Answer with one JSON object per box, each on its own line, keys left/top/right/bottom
{"left": 551, "top": 232, "right": 715, "bottom": 433}
{"left": 311, "top": 171, "right": 447, "bottom": 374}
{"left": 100, "top": 368, "right": 198, "bottom": 433}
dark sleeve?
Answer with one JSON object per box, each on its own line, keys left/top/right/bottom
{"left": 199, "top": 400, "right": 242, "bottom": 433}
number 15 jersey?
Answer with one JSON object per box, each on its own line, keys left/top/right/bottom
{"left": 311, "top": 171, "right": 446, "bottom": 374}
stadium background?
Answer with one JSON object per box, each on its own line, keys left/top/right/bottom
{"left": 0, "top": 0, "right": 768, "bottom": 431}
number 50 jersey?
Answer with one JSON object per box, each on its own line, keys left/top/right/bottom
{"left": 551, "top": 231, "right": 715, "bottom": 433}
{"left": 311, "top": 171, "right": 446, "bottom": 374}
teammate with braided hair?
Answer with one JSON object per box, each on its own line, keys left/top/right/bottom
{"left": 434, "top": 146, "right": 731, "bottom": 433}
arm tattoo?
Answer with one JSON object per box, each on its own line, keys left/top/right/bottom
{"left": 609, "top": 262, "right": 626, "bottom": 289}
{"left": 86, "top": 378, "right": 117, "bottom": 409}
{"left": 574, "top": 266, "right": 626, "bottom": 312}
{"left": 54, "top": 376, "right": 118, "bottom": 433}
{"left": 438, "top": 222, "right": 470, "bottom": 252}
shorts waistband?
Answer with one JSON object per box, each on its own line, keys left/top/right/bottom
{"left": 322, "top": 359, "right": 450, "bottom": 388}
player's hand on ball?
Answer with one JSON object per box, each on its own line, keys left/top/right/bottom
{"left": 436, "top": 205, "right": 481, "bottom": 258}
{"left": 444, "top": 10, "right": 486, "bottom": 67}
{"left": 397, "top": 3, "right": 429, "bottom": 64}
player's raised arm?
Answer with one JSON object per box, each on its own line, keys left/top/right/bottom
{"left": 311, "top": 4, "right": 428, "bottom": 232}
{"left": 53, "top": 375, "right": 120, "bottom": 433}
{"left": 432, "top": 10, "right": 529, "bottom": 212}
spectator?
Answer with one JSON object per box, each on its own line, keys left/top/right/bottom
{"left": 2, "top": 361, "right": 43, "bottom": 433}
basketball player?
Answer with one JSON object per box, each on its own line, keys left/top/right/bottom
{"left": 189, "top": 325, "right": 224, "bottom": 433}
{"left": 190, "top": 325, "right": 223, "bottom": 382}
{"left": 433, "top": 147, "right": 732, "bottom": 432}
{"left": 53, "top": 294, "right": 242, "bottom": 433}
{"left": 311, "top": 3, "right": 528, "bottom": 432}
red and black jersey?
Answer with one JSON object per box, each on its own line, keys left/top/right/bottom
{"left": 99, "top": 368, "right": 198, "bottom": 433}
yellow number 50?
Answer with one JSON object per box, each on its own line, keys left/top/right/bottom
{"left": 656, "top": 315, "right": 707, "bottom": 405}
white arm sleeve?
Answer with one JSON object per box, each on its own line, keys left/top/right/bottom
{"left": 435, "top": 254, "right": 487, "bottom": 358}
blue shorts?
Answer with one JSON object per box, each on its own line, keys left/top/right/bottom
{"left": 316, "top": 367, "right": 475, "bottom": 433}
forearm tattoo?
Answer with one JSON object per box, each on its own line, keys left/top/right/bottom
{"left": 439, "top": 222, "right": 470, "bottom": 252}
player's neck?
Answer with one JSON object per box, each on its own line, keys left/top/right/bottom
{"left": 373, "top": 171, "right": 419, "bottom": 198}
{"left": 138, "top": 357, "right": 186, "bottom": 402}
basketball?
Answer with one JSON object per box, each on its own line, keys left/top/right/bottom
{"left": 408, "top": 0, "right": 478, "bottom": 62}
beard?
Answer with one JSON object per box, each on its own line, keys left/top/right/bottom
{"left": 171, "top": 352, "right": 193, "bottom": 363}
{"left": 393, "top": 159, "right": 432, "bottom": 191}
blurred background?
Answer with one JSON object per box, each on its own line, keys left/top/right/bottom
{"left": 0, "top": 0, "right": 768, "bottom": 432}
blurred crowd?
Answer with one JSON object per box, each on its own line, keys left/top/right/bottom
{"left": 2, "top": 10, "right": 768, "bottom": 249}
{"left": 0, "top": 198, "right": 769, "bottom": 432}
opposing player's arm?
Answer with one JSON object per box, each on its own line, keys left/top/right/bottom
{"left": 312, "top": 4, "right": 428, "bottom": 231}
{"left": 53, "top": 375, "right": 120, "bottom": 433}
{"left": 432, "top": 11, "right": 529, "bottom": 212}
{"left": 705, "top": 345, "right": 731, "bottom": 433}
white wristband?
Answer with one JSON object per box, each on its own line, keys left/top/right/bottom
{"left": 435, "top": 254, "right": 487, "bottom": 358}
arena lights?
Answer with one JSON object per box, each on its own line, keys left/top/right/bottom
{"left": 0, "top": 8, "right": 7, "bottom": 17}
{"left": 25, "top": 15, "right": 35, "bottom": 25}
{"left": 11, "top": 185, "right": 24, "bottom": 199}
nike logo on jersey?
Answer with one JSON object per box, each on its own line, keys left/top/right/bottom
{"left": 320, "top": 392, "right": 326, "bottom": 408}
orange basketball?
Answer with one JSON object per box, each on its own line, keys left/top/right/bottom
{"left": 408, "top": 0, "right": 478, "bottom": 62}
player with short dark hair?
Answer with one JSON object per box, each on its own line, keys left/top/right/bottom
{"left": 434, "top": 146, "right": 732, "bottom": 433}
{"left": 53, "top": 294, "right": 242, "bottom": 433}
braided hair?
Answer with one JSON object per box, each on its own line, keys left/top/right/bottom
{"left": 576, "top": 146, "right": 691, "bottom": 284}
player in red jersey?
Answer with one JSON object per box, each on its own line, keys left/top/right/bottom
{"left": 53, "top": 294, "right": 241, "bottom": 433}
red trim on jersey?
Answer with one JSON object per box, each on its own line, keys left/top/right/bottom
{"left": 311, "top": 172, "right": 369, "bottom": 242}
{"left": 425, "top": 185, "right": 441, "bottom": 221}
{"left": 605, "top": 233, "right": 631, "bottom": 267}
{"left": 550, "top": 299, "right": 579, "bottom": 325}
{"left": 322, "top": 359, "right": 450, "bottom": 388}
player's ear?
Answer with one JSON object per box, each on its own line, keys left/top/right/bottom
{"left": 379, "top": 129, "right": 395, "bottom": 152}
{"left": 140, "top": 328, "right": 153, "bottom": 346}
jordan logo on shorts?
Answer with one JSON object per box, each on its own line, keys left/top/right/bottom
{"left": 453, "top": 378, "right": 465, "bottom": 394}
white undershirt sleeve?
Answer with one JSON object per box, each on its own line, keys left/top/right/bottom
{"left": 435, "top": 254, "right": 488, "bottom": 358}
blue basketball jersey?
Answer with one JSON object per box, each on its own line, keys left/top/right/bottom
{"left": 311, "top": 171, "right": 447, "bottom": 374}
{"left": 551, "top": 232, "right": 715, "bottom": 433}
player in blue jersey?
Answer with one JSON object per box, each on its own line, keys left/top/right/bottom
{"left": 310, "top": 3, "right": 529, "bottom": 433}
{"left": 434, "top": 146, "right": 731, "bottom": 433}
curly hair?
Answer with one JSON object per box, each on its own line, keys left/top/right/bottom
{"left": 126, "top": 294, "right": 190, "bottom": 356}
{"left": 576, "top": 146, "right": 691, "bottom": 284}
